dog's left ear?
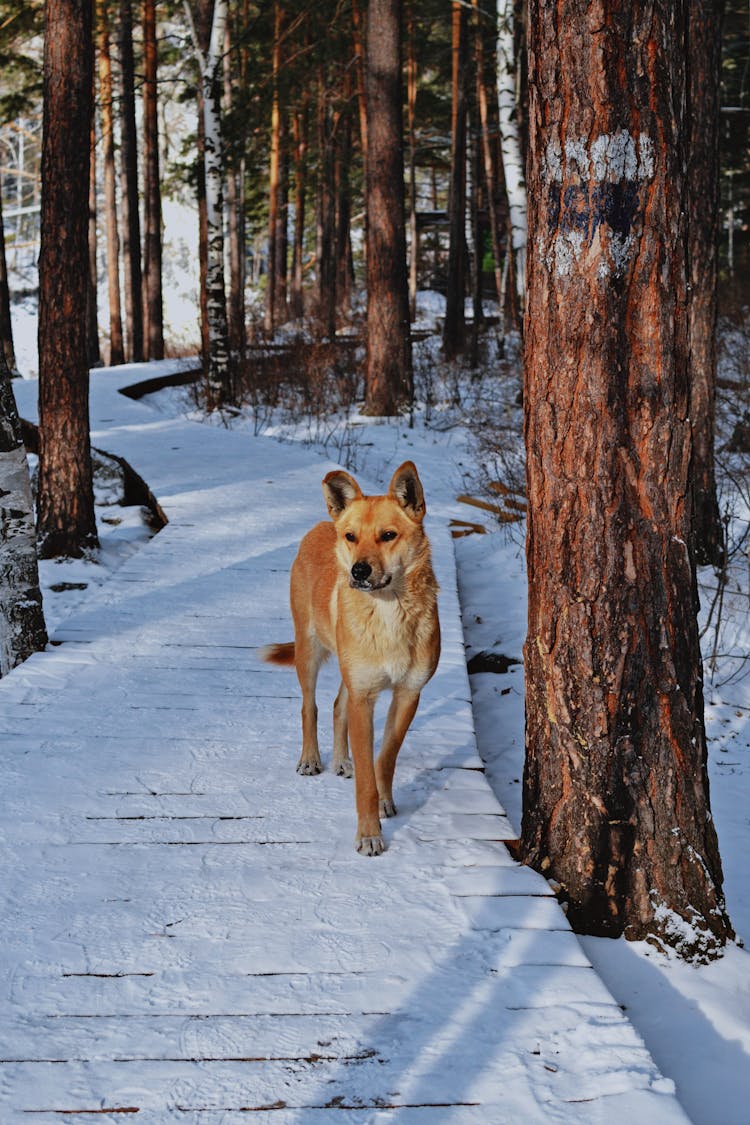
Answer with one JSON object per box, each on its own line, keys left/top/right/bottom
{"left": 323, "top": 469, "right": 363, "bottom": 520}
{"left": 389, "top": 461, "right": 426, "bottom": 522}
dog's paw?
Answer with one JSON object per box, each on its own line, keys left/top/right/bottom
{"left": 296, "top": 758, "right": 322, "bottom": 776}
{"left": 379, "top": 798, "right": 397, "bottom": 819}
{"left": 334, "top": 758, "right": 353, "bottom": 778}
{"left": 356, "top": 834, "right": 385, "bottom": 857}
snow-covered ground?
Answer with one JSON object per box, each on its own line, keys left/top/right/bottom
{"left": 7, "top": 285, "right": 750, "bottom": 1121}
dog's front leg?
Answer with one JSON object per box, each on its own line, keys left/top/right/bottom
{"left": 376, "top": 686, "right": 420, "bottom": 818}
{"left": 347, "top": 689, "right": 382, "bottom": 855}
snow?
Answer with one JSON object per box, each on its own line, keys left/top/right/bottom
{"left": 1, "top": 360, "right": 694, "bottom": 1122}
{"left": 4, "top": 287, "right": 749, "bottom": 1120}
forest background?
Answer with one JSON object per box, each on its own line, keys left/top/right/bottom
{"left": 1, "top": 0, "right": 750, "bottom": 963}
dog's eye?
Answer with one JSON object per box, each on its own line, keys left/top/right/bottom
{"left": 380, "top": 530, "right": 398, "bottom": 542}
{"left": 345, "top": 532, "right": 357, "bottom": 543}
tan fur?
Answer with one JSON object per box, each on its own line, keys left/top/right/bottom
{"left": 263, "top": 461, "right": 440, "bottom": 855}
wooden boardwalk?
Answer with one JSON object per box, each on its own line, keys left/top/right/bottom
{"left": 0, "top": 368, "right": 689, "bottom": 1122}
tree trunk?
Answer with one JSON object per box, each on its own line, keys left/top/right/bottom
{"left": 197, "top": 87, "right": 210, "bottom": 366}
{"left": 316, "top": 71, "right": 336, "bottom": 341}
{"left": 442, "top": 0, "right": 467, "bottom": 360}
{"left": 0, "top": 349, "right": 47, "bottom": 675}
{"left": 224, "top": 13, "right": 246, "bottom": 360}
{"left": 406, "top": 8, "right": 418, "bottom": 321}
{"left": 364, "top": 0, "right": 412, "bottom": 415}
{"left": 38, "top": 0, "right": 99, "bottom": 559}
{"left": 118, "top": 0, "right": 144, "bottom": 363}
{"left": 473, "top": 0, "right": 505, "bottom": 317}
{"left": 687, "top": 0, "right": 724, "bottom": 567}
{"left": 186, "top": 0, "right": 232, "bottom": 404}
{"left": 0, "top": 181, "right": 18, "bottom": 375}
{"left": 496, "top": 0, "right": 525, "bottom": 326}
{"left": 142, "top": 0, "right": 164, "bottom": 360}
{"left": 265, "top": 1, "right": 285, "bottom": 337}
{"left": 522, "top": 0, "right": 733, "bottom": 960}
{"left": 87, "top": 107, "right": 101, "bottom": 368}
{"left": 97, "top": 0, "right": 124, "bottom": 366}
{"left": 335, "top": 100, "right": 354, "bottom": 323}
{"left": 289, "top": 100, "right": 308, "bottom": 321}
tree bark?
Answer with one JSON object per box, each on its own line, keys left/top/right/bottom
{"left": 496, "top": 0, "right": 525, "bottom": 326}
{"left": 224, "top": 12, "right": 246, "bottom": 360}
{"left": 118, "top": 0, "right": 144, "bottom": 362}
{"left": 87, "top": 105, "right": 101, "bottom": 369}
{"left": 289, "top": 100, "right": 308, "bottom": 321}
{"left": 0, "top": 182, "right": 18, "bottom": 375}
{"left": 473, "top": 0, "right": 505, "bottom": 317}
{"left": 0, "top": 349, "right": 47, "bottom": 675}
{"left": 97, "top": 0, "right": 124, "bottom": 366}
{"left": 406, "top": 8, "right": 418, "bottom": 320}
{"left": 186, "top": 0, "right": 232, "bottom": 404}
{"left": 265, "top": 1, "right": 285, "bottom": 336}
{"left": 315, "top": 70, "right": 336, "bottom": 341}
{"left": 364, "top": 0, "right": 412, "bottom": 415}
{"left": 442, "top": 0, "right": 468, "bottom": 360}
{"left": 522, "top": 0, "right": 732, "bottom": 960}
{"left": 687, "top": 0, "right": 724, "bottom": 567}
{"left": 142, "top": 0, "right": 164, "bottom": 360}
{"left": 38, "top": 0, "right": 99, "bottom": 558}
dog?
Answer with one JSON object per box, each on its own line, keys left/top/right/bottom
{"left": 262, "top": 461, "right": 440, "bottom": 855}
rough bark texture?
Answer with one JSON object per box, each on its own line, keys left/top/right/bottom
{"left": 118, "top": 0, "right": 144, "bottom": 363}
{"left": 0, "top": 184, "right": 17, "bottom": 375}
{"left": 38, "top": 0, "right": 99, "bottom": 559}
{"left": 442, "top": 0, "right": 468, "bottom": 359}
{"left": 364, "top": 0, "right": 412, "bottom": 415}
{"left": 142, "top": 0, "right": 164, "bottom": 361}
{"left": 0, "top": 349, "right": 47, "bottom": 675}
{"left": 522, "top": 0, "right": 732, "bottom": 960}
{"left": 97, "top": 1, "right": 124, "bottom": 366}
{"left": 687, "top": 0, "right": 724, "bottom": 567}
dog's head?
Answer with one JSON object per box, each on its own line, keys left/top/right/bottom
{"left": 322, "top": 461, "right": 427, "bottom": 593}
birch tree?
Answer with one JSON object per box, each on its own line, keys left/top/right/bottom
{"left": 0, "top": 350, "right": 47, "bottom": 676}
{"left": 186, "top": 0, "right": 232, "bottom": 405}
{"left": 496, "top": 0, "right": 525, "bottom": 323}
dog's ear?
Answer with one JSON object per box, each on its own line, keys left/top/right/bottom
{"left": 388, "top": 461, "right": 425, "bottom": 522}
{"left": 323, "top": 470, "right": 363, "bottom": 520}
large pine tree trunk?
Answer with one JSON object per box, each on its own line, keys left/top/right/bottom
{"left": 38, "top": 0, "right": 99, "bottom": 560}
{"left": 522, "top": 0, "right": 732, "bottom": 960}
{"left": 443, "top": 0, "right": 468, "bottom": 360}
{"left": 0, "top": 350, "right": 47, "bottom": 675}
{"left": 97, "top": 0, "right": 124, "bottom": 366}
{"left": 142, "top": 0, "right": 164, "bottom": 361}
{"left": 118, "top": 0, "right": 144, "bottom": 363}
{"left": 496, "top": 0, "right": 525, "bottom": 326}
{"left": 687, "top": 0, "right": 724, "bottom": 567}
{"left": 364, "top": 0, "right": 412, "bottom": 415}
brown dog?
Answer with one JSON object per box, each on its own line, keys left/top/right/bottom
{"left": 263, "top": 461, "right": 440, "bottom": 855}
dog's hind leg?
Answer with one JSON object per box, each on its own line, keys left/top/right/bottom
{"left": 332, "top": 680, "right": 353, "bottom": 778}
{"left": 295, "top": 635, "right": 325, "bottom": 775}
{"left": 376, "top": 687, "right": 421, "bottom": 818}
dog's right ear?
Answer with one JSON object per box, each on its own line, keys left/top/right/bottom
{"left": 322, "top": 470, "right": 363, "bottom": 520}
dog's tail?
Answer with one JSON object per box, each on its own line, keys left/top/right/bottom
{"left": 260, "top": 641, "right": 296, "bottom": 667}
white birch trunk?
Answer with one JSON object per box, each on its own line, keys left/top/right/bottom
{"left": 0, "top": 363, "right": 47, "bottom": 676}
{"left": 186, "top": 0, "right": 232, "bottom": 405}
{"left": 496, "top": 0, "right": 526, "bottom": 311}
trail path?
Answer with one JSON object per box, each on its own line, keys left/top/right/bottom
{"left": 1, "top": 366, "right": 688, "bottom": 1122}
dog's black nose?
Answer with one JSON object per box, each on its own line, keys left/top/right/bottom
{"left": 351, "top": 561, "right": 372, "bottom": 583}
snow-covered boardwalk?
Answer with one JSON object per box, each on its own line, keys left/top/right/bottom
{"left": 2, "top": 368, "right": 688, "bottom": 1122}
